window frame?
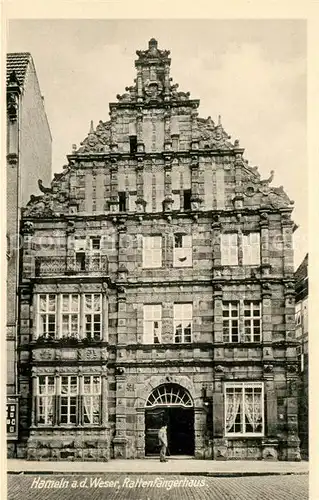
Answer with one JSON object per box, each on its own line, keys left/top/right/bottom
{"left": 143, "top": 304, "right": 162, "bottom": 344}
{"left": 84, "top": 293, "right": 102, "bottom": 340}
{"left": 224, "top": 381, "right": 264, "bottom": 438}
{"left": 221, "top": 233, "right": 239, "bottom": 266}
{"left": 173, "top": 303, "right": 193, "bottom": 343}
{"left": 38, "top": 294, "right": 57, "bottom": 338}
{"left": 243, "top": 301, "right": 262, "bottom": 342}
{"left": 242, "top": 232, "right": 261, "bottom": 266}
{"left": 35, "top": 375, "right": 102, "bottom": 427}
{"left": 173, "top": 234, "right": 192, "bottom": 267}
{"left": 61, "top": 294, "right": 80, "bottom": 339}
{"left": 222, "top": 301, "right": 240, "bottom": 342}
{"left": 142, "top": 235, "right": 162, "bottom": 269}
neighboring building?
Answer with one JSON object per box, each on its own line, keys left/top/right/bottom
{"left": 295, "top": 254, "right": 308, "bottom": 459}
{"left": 6, "top": 53, "right": 52, "bottom": 456}
{"left": 17, "top": 39, "right": 300, "bottom": 461}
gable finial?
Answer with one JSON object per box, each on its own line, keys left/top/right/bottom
{"left": 89, "top": 120, "right": 94, "bottom": 134}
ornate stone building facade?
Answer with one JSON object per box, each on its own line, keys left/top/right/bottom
{"left": 17, "top": 39, "right": 300, "bottom": 461}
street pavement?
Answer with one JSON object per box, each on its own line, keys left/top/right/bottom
{"left": 7, "top": 473, "right": 308, "bottom": 500}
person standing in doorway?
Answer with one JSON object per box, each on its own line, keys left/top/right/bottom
{"left": 158, "top": 424, "right": 168, "bottom": 462}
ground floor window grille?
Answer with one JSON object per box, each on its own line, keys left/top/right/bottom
{"left": 224, "top": 382, "right": 264, "bottom": 436}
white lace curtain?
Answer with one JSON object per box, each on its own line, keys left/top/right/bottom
{"left": 245, "top": 393, "right": 262, "bottom": 431}
{"left": 225, "top": 392, "right": 241, "bottom": 431}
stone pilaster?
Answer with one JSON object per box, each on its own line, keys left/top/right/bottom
{"left": 284, "top": 281, "right": 296, "bottom": 342}
{"left": 262, "top": 283, "right": 272, "bottom": 344}
{"left": 212, "top": 368, "right": 227, "bottom": 459}
{"left": 194, "top": 407, "right": 206, "bottom": 458}
{"left": 135, "top": 160, "right": 146, "bottom": 212}
{"left": 136, "top": 109, "right": 144, "bottom": 152}
{"left": 286, "top": 373, "right": 301, "bottom": 461}
{"left": 191, "top": 109, "right": 199, "bottom": 150}
{"left": 190, "top": 156, "right": 202, "bottom": 210}
{"left": 136, "top": 407, "right": 145, "bottom": 457}
{"left": 113, "top": 369, "right": 128, "bottom": 458}
{"left": 163, "top": 155, "right": 173, "bottom": 211}
{"left": 117, "top": 286, "right": 127, "bottom": 345}
{"left": 281, "top": 211, "right": 294, "bottom": 277}
{"left": 101, "top": 366, "right": 108, "bottom": 426}
{"left": 164, "top": 109, "right": 172, "bottom": 151}
{"left": 108, "top": 161, "right": 119, "bottom": 212}
{"left": 213, "top": 285, "right": 223, "bottom": 343}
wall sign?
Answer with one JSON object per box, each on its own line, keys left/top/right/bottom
{"left": 7, "top": 401, "right": 18, "bottom": 440}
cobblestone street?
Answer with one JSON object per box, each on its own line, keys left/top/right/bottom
{"left": 8, "top": 474, "right": 308, "bottom": 500}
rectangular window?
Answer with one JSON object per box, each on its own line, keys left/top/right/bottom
{"left": 243, "top": 233, "right": 260, "bottom": 265}
{"left": 60, "top": 376, "right": 78, "bottom": 425}
{"left": 183, "top": 189, "right": 192, "bottom": 210}
{"left": 85, "top": 294, "right": 102, "bottom": 340}
{"left": 90, "top": 237, "right": 101, "bottom": 251}
{"left": 129, "top": 135, "right": 137, "bottom": 154}
{"left": 174, "top": 303, "right": 192, "bottom": 343}
{"left": 119, "top": 192, "right": 127, "bottom": 212}
{"left": 37, "top": 376, "right": 55, "bottom": 425}
{"left": 173, "top": 234, "right": 192, "bottom": 267}
{"left": 142, "top": 236, "right": 162, "bottom": 268}
{"left": 172, "top": 192, "right": 181, "bottom": 210}
{"left": 223, "top": 302, "right": 239, "bottom": 342}
{"left": 82, "top": 376, "right": 101, "bottom": 425}
{"left": 221, "top": 233, "right": 238, "bottom": 265}
{"left": 295, "top": 302, "right": 302, "bottom": 327}
{"left": 39, "top": 294, "right": 56, "bottom": 338}
{"left": 143, "top": 304, "right": 162, "bottom": 344}
{"left": 76, "top": 252, "right": 86, "bottom": 271}
{"left": 74, "top": 238, "right": 87, "bottom": 252}
{"left": 35, "top": 375, "right": 101, "bottom": 427}
{"left": 129, "top": 193, "right": 137, "bottom": 212}
{"left": 61, "top": 294, "right": 80, "bottom": 338}
{"left": 225, "top": 382, "right": 264, "bottom": 436}
{"left": 244, "top": 301, "right": 262, "bottom": 342}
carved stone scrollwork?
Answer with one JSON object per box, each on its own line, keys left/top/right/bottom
{"left": 22, "top": 221, "right": 34, "bottom": 234}
{"left": 263, "top": 364, "right": 274, "bottom": 373}
{"left": 214, "top": 365, "right": 224, "bottom": 373}
{"left": 116, "top": 367, "right": 125, "bottom": 375}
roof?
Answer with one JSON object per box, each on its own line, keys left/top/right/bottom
{"left": 6, "top": 52, "right": 32, "bottom": 87}
{"left": 295, "top": 253, "right": 308, "bottom": 301}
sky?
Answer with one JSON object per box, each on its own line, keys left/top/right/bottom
{"left": 7, "top": 19, "right": 307, "bottom": 268}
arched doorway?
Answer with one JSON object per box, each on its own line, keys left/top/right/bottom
{"left": 144, "top": 384, "right": 195, "bottom": 456}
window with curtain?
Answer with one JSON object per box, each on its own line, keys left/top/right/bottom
{"left": 35, "top": 375, "right": 102, "bottom": 426}
{"left": 37, "top": 376, "right": 55, "bottom": 425}
{"left": 243, "top": 232, "right": 260, "bottom": 265}
{"left": 82, "top": 376, "right": 101, "bottom": 425}
{"left": 225, "top": 382, "right": 264, "bottom": 436}
{"left": 85, "top": 294, "right": 102, "bottom": 340}
{"left": 223, "top": 302, "right": 239, "bottom": 342}
{"left": 243, "top": 301, "right": 262, "bottom": 342}
{"left": 142, "top": 236, "right": 162, "bottom": 268}
{"left": 173, "top": 234, "right": 192, "bottom": 267}
{"left": 39, "top": 294, "right": 56, "bottom": 338}
{"left": 61, "top": 294, "right": 80, "bottom": 338}
{"left": 143, "top": 304, "right": 162, "bottom": 344}
{"left": 174, "top": 303, "right": 192, "bottom": 343}
{"left": 221, "top": 233, "right": 238, "bottom": 265}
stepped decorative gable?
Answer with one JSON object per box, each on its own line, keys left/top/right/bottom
{"left": 23, "top": 38, "right": 294, "bottom": 218}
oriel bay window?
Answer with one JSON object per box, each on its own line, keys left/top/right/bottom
{"left": 35, "top": 293, "right": 104, "bottom": 339}
{"left": 224, "top": 382, "right": 264, "bottom": 437}
{"left": 35, "top": 375, "right": 102, "bottom": 426}
{"left": 174, "top": 303, "right": 192, "bottom": 343}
